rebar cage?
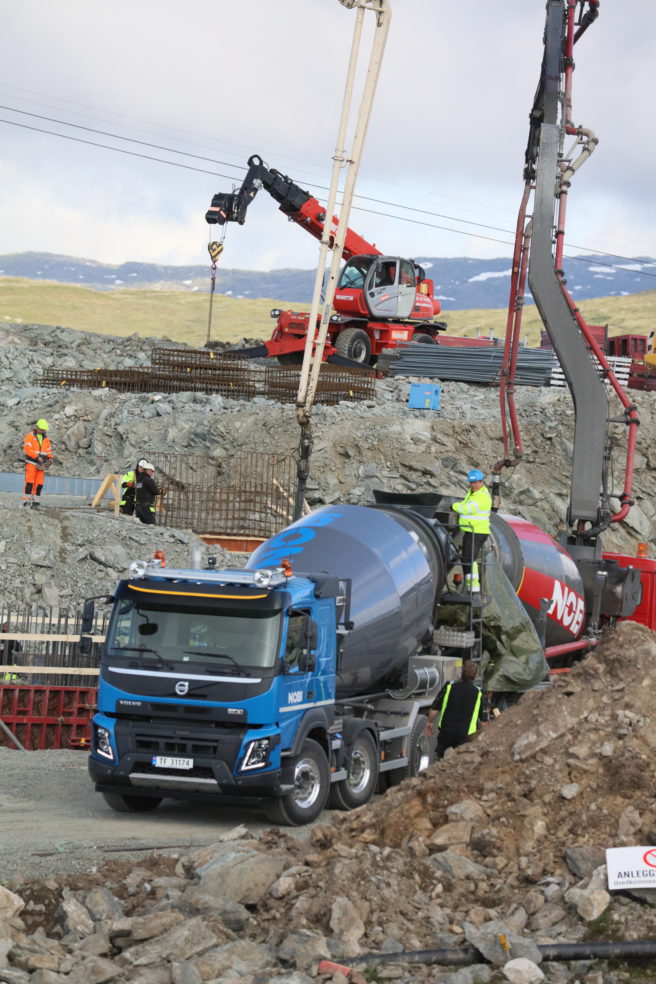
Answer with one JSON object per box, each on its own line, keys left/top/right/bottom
{"left": 149, "top": 450, "right": 298, "bottom": 538}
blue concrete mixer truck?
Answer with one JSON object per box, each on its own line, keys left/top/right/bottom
{"left": 85, "top": 492, "right": 639, "bottom": 825}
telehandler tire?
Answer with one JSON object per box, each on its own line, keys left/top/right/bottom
{"left": 328, "top": 730, "right": 379, "bottom": 810}
{"left": 335, "top": 327, "right": 371, "bottom": 364}
{"left": 265, "top": 738, "right": 330, "bottom": 826}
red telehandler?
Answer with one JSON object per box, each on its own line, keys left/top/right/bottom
{"left": 205, "top": 154, "right": 446, "bottom": 366}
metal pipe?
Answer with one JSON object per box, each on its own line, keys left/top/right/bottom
{"left": 0, "top": 717, "right": 27, "bottom": 751}
{"left": 339, "top": 938, "right": 656, "bottom": 971}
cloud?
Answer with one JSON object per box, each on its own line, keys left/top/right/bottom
{"left": 0, "top": 0, "right": 655, "bottom": 271}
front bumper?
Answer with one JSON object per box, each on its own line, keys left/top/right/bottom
{"left": 88, "top": 752, "right": 286, "bottom": 801}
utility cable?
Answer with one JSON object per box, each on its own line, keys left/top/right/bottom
{"left": 1, "top": 113, "right": 656, "bottom": 279}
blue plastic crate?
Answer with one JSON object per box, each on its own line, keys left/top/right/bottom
{"left": 408, "top": 383, "right": 441, "bottom": 410}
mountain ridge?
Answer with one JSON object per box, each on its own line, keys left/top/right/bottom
{"left": 1, "top": 250, "right": 655, "bottom": 311}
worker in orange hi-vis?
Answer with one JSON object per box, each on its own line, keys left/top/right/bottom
{"left": 23, "top": 418, "right": 54, "bottom": 508}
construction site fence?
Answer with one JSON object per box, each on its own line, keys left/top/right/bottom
{"left": 40, "top": 348, "right": 376, "bottom": 405}
{"left": 149, "top": 450, "right": 298, "bottom": 539}
{"left": 0, "top": 605, "right": 107, "bottom": 688}
{"left": 0, "top": 605, "right": 108, "bottom": 750}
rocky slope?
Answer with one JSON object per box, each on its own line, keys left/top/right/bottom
{"left": 0, "top": 321, "right": 654, "bottom": 608}
{"left": 2, "top": 621, "right": 656, "bottom": 984}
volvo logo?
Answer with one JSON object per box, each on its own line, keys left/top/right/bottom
{"left": 175, "top": 680, "right": 189, "bottom": 696}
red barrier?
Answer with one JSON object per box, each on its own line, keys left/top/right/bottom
{"left": 0, "top": 685, "right": 97, "bottom": 750}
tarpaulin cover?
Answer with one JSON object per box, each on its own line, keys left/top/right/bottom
{"left": 440, "top": 551, "right": 549, "bottom": 692}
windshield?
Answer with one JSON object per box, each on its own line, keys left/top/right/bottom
{"left": 106, "top": 600, "right": 282, "bottom": 671}
{"left": 338, "top": 256, "right": 375, "bottom": 290}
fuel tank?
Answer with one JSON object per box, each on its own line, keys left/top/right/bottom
{"left": 247, "top": 504, "right": 447, "bottom": 699}
{"left": 490, "top": 513, "right": 586, "bottom": 646}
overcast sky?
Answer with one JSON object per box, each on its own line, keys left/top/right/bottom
{"left": 1, "top": 0, "right": 655, "bottom": 275}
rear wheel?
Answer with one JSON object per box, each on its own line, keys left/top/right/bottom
{"left": 265, "top": 739, "right": 329, "bottom": 826}
{"left": 413, "top": 331, "right": 436, "bottom": 344}
{"left": 335, "top": 327, "right": 371, "bottom": 364}
{"left": 387, "top": 714, "right": 432, "bottom": 787}
{"left": 102, "top": 791, "right": 162, "bottom": 813}
{"left": 328, "top": 731, "right": 379, "bottom": 811}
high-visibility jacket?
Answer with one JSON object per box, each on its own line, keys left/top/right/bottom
{"left": 120, "top": 471, "right": 136, "bottom": 506}
{"left": 24, "top": 430, "right": 53, "bottom": 467}
{"left": 452, "top": 485, "right": 491, "bottom": 534}
{"left": 437, "top": 680, "right": 482, "bottom": 737}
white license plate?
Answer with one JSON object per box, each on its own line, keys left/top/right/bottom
{"left": 151, "top": 756, "right": 194, "bottom": 770}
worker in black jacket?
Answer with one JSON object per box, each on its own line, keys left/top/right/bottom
{"left": 134, "top": 462, "right": 162, "bottom": 525}
{"left": 427, "top": 660, "right": 482, "bottom": 759}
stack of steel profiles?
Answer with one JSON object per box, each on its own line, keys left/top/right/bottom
{"left": 263, "top": 365, "right": 376, "bottom": 404}
{"left": 151, "top": 347, "right": 250, "bottom": 371}
{"left": 388, "top": 343, "right": 556, "bottom": 386}
{"left": 150, "top": 450, "right": 297, "bottom": 538}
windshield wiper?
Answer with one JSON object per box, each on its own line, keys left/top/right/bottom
{"left": 182, "top": 650, "right": 251, "bottom": 676}
{"left": 114, "top": 646, "right": 175, "bottom": 671}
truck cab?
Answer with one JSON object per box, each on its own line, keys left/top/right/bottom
{"left": 88, "top": 562, "right": 341, "bottom": 824}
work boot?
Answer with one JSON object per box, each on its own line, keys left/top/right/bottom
{"left": 31, "top": 501, "right": 41, "bottom": 508}
{"left": 22, "top": 501, "right": 32, "bottom": 507}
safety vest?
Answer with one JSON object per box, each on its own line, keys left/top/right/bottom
{"left": 2, "top": 670, "right": 18, "bottom": 683}
{"left": 439, "top": 682, "right": 482, "bottom": 736}
{"left": 24, "top": 430, "right": 53, "bottom": 466}
{"left": 452, "top": 485, "right": 492, "bottom": 534}
{"left": 120, "top": 471, "right": 135, "bottom": 506}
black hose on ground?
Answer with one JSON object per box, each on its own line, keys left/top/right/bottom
{"left": 346, "top": 939, "right": 656, "bottom": 968}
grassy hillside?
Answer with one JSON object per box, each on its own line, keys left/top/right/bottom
{"left": 1, "top": 276, "right": 655, "bottom": 348}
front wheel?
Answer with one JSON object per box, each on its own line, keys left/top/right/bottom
{"left": 102, "top": 791, "right": 162, "bottom": 813}
{"left": 335, "top": 327, "right": 371, "bottom": 364}
{"left": 413, "top": 331, "right": 436, "bottom": 344}
{"left": 265, "top": 738, "right": 329, "bottom": 826}
{"left": 328, "top": 731, "right": 379, "bottom": 811}
{"left": 387, "top": 714, "right": 432, "bottom": 787}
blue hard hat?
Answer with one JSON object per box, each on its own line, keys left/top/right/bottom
{"left": 467, "top": 469, "right": 484, "bottom": 482}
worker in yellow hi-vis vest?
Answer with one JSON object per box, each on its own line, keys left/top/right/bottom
{"left": 451, "top": 468, "right": 491, "bottom": 593}
{"left": 426, "top": 661, "right": 482, "bottom": 758}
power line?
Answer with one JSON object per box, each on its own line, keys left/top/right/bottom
{"left": 2, "top": 112, "right": 656, "bottom": 280}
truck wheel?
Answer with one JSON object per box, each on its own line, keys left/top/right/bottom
{"left": 413, "top": 331, "right": 436, "bottom": 344}
{"left": 265, "top": 739, "right": 330, "bottom": 826}
{"left": 277, "top": 352, "right": 303, "bottom": 365}
{"left": 335, "top": 327, "right": 371, "bottom": 364}
{"left": 387, "top": 714, "right": 432, "bottom": 786}
{"left": 328, "top": 731, "right": 379, "bottom": 811}
{"left": 102, "top": 791, "right": 162, "bottom": 813}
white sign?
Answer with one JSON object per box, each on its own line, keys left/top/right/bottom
{"left": 606, "top": 846, "right": 656, "bottom": 890}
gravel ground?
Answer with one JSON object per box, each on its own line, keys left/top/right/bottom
{"left": 0, "top": 748, "right": 312, "bottom": 886}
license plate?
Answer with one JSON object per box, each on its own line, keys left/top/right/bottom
{"left": 151, "top": 756, "right": 193, "bottom": 770}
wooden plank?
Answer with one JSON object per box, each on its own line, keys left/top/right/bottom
{"left": 0, "top": 634, "right": 105, "bottom": 642}
{"left": 0, "top": 666, "right": 100, "bottom": 676}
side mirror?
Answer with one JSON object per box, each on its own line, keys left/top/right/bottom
{"left": 79, "top": 636, "right": 93, "bottom": 656}
{"left": 298, "top": 617, "right": 318, "bottom": 673}
{"left": 81, "top": 599, "right": 95, "bottom": 635}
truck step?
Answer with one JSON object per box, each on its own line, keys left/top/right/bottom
{"left": 434, "top": 626, "right": 476, "bottom": 648}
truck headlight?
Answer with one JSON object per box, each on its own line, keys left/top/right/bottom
{"left": 241, "top": 738, "right": 271, "bottom": 771}
{"left": 95, "top": 725, "right": 115, "bottom": 761}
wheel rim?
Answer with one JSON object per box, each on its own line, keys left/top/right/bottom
{"left": 292, "top": 755, "right": 323, "bottom": 810}
{"left": 415, "top": 734, "right": 430, "bottom": 773}
{"left": 351, "top": 339, "right": 368, "bottom": 362}
{"left": 347, "top": 745, "right": 372, "bottom": 794}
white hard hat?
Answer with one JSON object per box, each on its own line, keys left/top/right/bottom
{"left": 137, "top": 458, "right": 149, "bottom": 468}
{"left": 142, "top": 462, "right": 155, "bottom": 472}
